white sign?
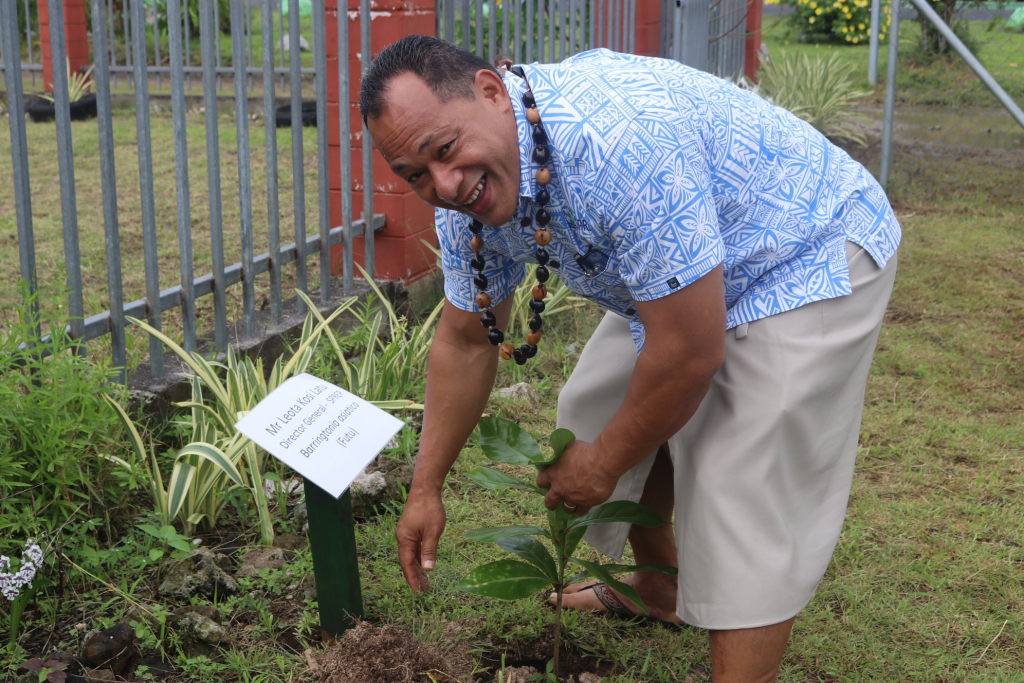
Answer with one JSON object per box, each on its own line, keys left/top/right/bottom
{"left": 235, "top": 373, "right": 404, "bottom": 499}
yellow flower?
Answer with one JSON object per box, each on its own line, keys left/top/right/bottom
{"left": 859, "top": 23, "right": 865, "bottom": 29}
{"left": 816, "top": 7, "right": 822, "bottom": 14}
{"left": 842, "top": 26, "right": 848, "bottom": 32}
{"left": 809, "top": 16, "right": 816, "bottom": 22}
{"left": 810, "top": 1, "right": 817, "bottom": 7}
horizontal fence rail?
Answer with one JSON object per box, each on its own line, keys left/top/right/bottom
{"left": 0, "top": 0, "right": 383, "bottom": 382}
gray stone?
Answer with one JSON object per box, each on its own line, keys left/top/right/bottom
{"left": 577, "top": 674, "right": 603, "bottom": 683}
{"left": 159, "top": 548, "right": 237, "bottom": 600}
{"left": 300, "top": 571, "right": 317, "bottom": 601}
{"left": 352, "top": 470, "right": 387, "bottom": 498}
{"left": 273, "top": 532, "right": 308, "bottom": 555}
{"left": 496, "top": 382, "right": 540, "bottom": 408}
{"left": 174, "top": 612, "right": 230, "bottom": 646}
{"left": 351, "top": 457, "right": 415, "bottom": 518}
{"left": 291, "top": 502, "right": 308, "bottom": 530}
{"left": 84, "top": 669, "right": 116, "bottom": 681}
{"left": 235, "top": 547, "right": 286, "bottom": 578}
{"left": 282, "top": 34, "right": 311, "bottom": 52}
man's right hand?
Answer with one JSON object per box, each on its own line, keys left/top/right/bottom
{"left": 395, "top": 490, "right": 447, "bottom": 593}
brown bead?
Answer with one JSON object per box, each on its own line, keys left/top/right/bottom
{"left": 470, "top": 235, "right": 485, "bottom": 253}
{"left": 527, "top": 330, "right": 542, "bottom": 345}
{"left": 475, "top": 292, "right": 492, "bottom": 309}
{"left": 526, "top": 106, "right": 541, "bottom": 124}
{"left": 536, "top": 166, "right": 551, "bottom": 185}
{"left": 534, "top": 229, "right": 552, "bottom": 246}
{"left": 499, "top": 343, "right": 515, "bottom": 360}
{"left": 532, "top": 284, "right": 548, "bottom": 300}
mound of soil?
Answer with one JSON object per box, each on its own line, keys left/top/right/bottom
{"left": 312, "top": 622, "right": 473, "bottom": 683}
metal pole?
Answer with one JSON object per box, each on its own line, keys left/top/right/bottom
{"left": 477, "top": 0, "right": 484, "bottom": 56}
{"left": 549, "top": 0, "right": 555, "bottom": 58}
{"left": 313, "top": 0, "right": 331, "bottom": 305}
{"left": 514, "top": 0, "right": 522, "bottom": 61}
{"left": 879, "top": 0, "right": 900, "bottom": 187}
{"left": 168, "top": 0, "right": 197, "bottom": 353}
{"left": 304, "top": 484, "right": 364, "bottom": 639}
{"left": 231, "top": 0, "right": 257, "bottom": 337}
{"left": 153, "top": 0, "right": 163, "bottom": 90}
{"left": 503, "top": 0, "right": 510, "bottom": 54}
{"left": 264, "top": 0, "right": 283, "bottom": 323}
{"left": 24, "top": 0, "right": 35, "bottom": 88}
{"left": 679, "top": 0, "right": 708, "bottom": 70}
{"left": 48, "top": 0, "right": 87, "bottom": 354}
{"left": 527, "top": 0, "right": 534, "bottom": 62}
{"left": 289, "top": 0, "right": 308, "bottom": 311}
{"left": 868, "top": 0, "right": 880, "bottom": 86}
{"left": 131, "top": 0, "right": 165, "bottom": 376}
{"left": 185, "top": 0, "right": 191, "bottom": 90}
{"left": 361, "top": 0, "right": 375, "bottom": 279}
{"left": 910, "top": 0, "right": 1024, "bottom": 130}
{"left": 339, "top": 0, "right": 354, "bottom": 293}
{"left": 123, "top": 0, "right": 131, "bottom": 90}
{"left": 0, "top": 0, "right": 39, "bottom": 331}
{"left": 462, "top": 0, "right": 472, "bottom": 50}
{"left": 201, "top": 0, "right": 229, "bottom": 351}
{"left": 489, "top": 0, "right": 497, "bottom": 59}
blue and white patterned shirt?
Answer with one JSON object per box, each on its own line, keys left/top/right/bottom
{"left": 435, "top": 49, "right": 901, "bottom": 351}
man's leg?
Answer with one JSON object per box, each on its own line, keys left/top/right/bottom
{"left": 709, "top": 618, "right": 796, "bottom": 683}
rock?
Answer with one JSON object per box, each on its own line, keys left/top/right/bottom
{"left": 496, "top": 382, "right": 540, "bottom": 408}
{"left": 577, "top": 674, "right": 603, "bottom": 683}
{"left": 564, "top": 343, "right": 578, "bottom": 355}
{"left": 134, "top": 655, "right": 175, "bottom": 679}
{"left": 300, "top": 571, "right": 317, "bottom": 601}
{"left": 282, "top": 34, "right": 311, "bottom": 52}
{"left": 158, "top": 548, "right": 237, "bottom": 601}
{"left": 168, "top": 604, "right": 221, "bottom": 627}
{"left": 350, "top": 457, "right": 414, "bottom": 518}
{"left": 81, "top": 623, "right": 134, "bottom": 674}
{"left": 84, "top": 669, "right": 115, "bottom": 681}
{"left": 174, "top": 612, "right": 230, "bottom": 646}
{"left": 235, "top": 547, "right": 286, "bottom": 578}
{"left": 263, "top": 476, "right": 303, "bottom": 499}
{"left": 291, "top": 502, "right": 308, "bottom": 531}
{"left": 501, "top": 666, "right": 540, "bottom": 683}
{"left": 352, "top": 470, "right": 387, "bottom": 497}
{"left": 273, "top": 532, "right": 308, "bottom": 555}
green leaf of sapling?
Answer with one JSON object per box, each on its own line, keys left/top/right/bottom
{"left": 465, "top": 526, "right": 550, "bottom": 543}
{"left": 562, "top": 525, "right": 587, "bottom": 561}
{"left": 545, "top": 428, "right": 576, "bottom": 466}
{"left": 466, "top": 467, "right": 541, "bottom": 493}
{"left": 497, "top": 536, "right": 558, "bottom": 582}
{"left": 566, "top": 500, "right": 667, "bottom": 531}
{"left": 159, "top": 525, "right": 177, "bottom": 540}
{"left": 137, "top": 524, "right": 162, "bottom": 539}
{"left": 149, "top": 548, "right": 164, "bottom": 562}
{"left": 455, "top": 559, "right": 553, "bottom": 600}
{"left": 572, "top": 558, "right": 650, "bottom": 615}
{"left": 478, "top": 417, "right": 544, "bottom": 466}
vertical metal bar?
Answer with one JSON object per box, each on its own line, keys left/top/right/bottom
{"left": 548, "top": 0, "right": 555, "bottom": 57}
{"left": 476, "top": 0, "right": 484, "bottom": 55}
{"left": 597, "top": 0, "right": 604, "bottom": 48}
{"left": 279, "top": 0, "right": 287, "bottom": 91}
{"left": 628, "top": 0, "right": 635, "bottom": 53}
{"left": 214, "top": 0, "right": 222, "bottom": 90}
{"left": 153, "top": 0, "right": 163, "bottom": 90}
{"left": 339, "top": 0, "right": 353, "bottom": 293}
{"left": 313, "top": 0, "right": 331, "bottom": 304}
{"left": 246, "top": 0, "right": 255, "bottom": 92}
{"left": 671, "top": 0, "right": 681, "bottom": 61}
{"left": 167, "top": 0, "right": 197, "bottom": 352}
{"left": 660, "top": 0, "right": 667, "bottom": 57}
{"left": 361, "top": 0, "right": 374, "bottom": 279}
{"left": 231, "top": 0, "right": 256, "bottom": 336}
{"left": 679, "top": 0, "right": 708, "bottom": 70}
{"left": 264, "top": 0, "right": 282, "bottom": 322}
{"left": 462, "top": 0, "right": 471, "bottom": 50}
{"left": 537, "top": 0, "right": 545, "bottom": 58}
{"left": 201, "top": 0, "right": 228, "bottom": 350}
{"left": 23, "top": 0, "right": 34, "bottom": 87}
{"left": 514, "top": 0, "right": 521, "bottom": 61}
{"left": 488, "top": 0, "right": 496, "bottom": 58}
{"left": 47, "top": 0, "right": 87, "bottom": 353}
{"left": 526, "top": 0, "right": 534, "bottom": 62}
{"left": 611, "top": 0, "right": 618, "bottom": 51}
{"left": 123, "top": 0, "right": 132, "bottom": 90}
{"left": 132, "top": 0, "right": 164, "bottom": 375}
{"left": 0, "top": 1, "right": 38, "bottom": 328}
{"left": 445, "top": 0, "right": 456, "bottom": 43}
{"left": 289, "top": 0, "right": 308, "bottom": 310}
{"left": 502, "top": 0, "right": 510, "bottom": 53}
{"left": 567, "top": 0, "right": 575, "bottom": 55}
{"left": 880, "top": 0, "right": 900, "bottom": 187}
{"left": 92, "top": 0, "right": 127, "bottom": 378}
{"left": 185, "top": 0, "right": 191, "bottom": 90}
{"left": 869, "top": 0, "right": 880, "bottom": 86}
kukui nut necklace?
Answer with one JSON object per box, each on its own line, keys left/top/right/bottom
{"left": 472, "top": 58, "right": 559, "bottom": 366}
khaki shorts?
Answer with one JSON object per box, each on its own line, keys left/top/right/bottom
{"left": 556, "top": 242, "right": 897, "bottom": 629}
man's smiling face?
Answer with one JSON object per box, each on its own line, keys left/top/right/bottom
{"left": 366, "top": 70, "right": 521, "bottom": 227}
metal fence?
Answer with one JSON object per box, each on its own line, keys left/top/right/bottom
{"left": 662, "top": 0, "right": 749, "bottom": 78}
{"left": 0, "top": 0, "right": 380, "bottom": 382}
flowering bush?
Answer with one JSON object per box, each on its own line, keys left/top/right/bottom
{"left": 787, "top": 0, "right": 890, "bottom": 45}
{"left": 0, "top": 540, "right": 42, "bottom": 601}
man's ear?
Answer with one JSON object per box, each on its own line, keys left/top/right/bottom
{"left": 475, "top": 68, "right": 509, "bottom": 107}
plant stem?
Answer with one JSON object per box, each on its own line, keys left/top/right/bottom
{"left": 553, "top": 583, "right": 563, "bottom": 680}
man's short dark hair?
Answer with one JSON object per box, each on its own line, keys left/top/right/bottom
{"left": 359, "top": 35, "right": 497, "bottom": 122}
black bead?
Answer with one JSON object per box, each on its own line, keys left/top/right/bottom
{"left": 480, "top": 311, "right": 497, "bottom": 328}
{"left": 513, "top": 349, "right": 527, "bottom": 365}
{"left": 474, "top": 274, "right": 489, "bottom": 290}
{"left": 471, "top": 254, "right": 486, "bottom": 271}
{"left": 520, "top": 215, "right": 532, "bottom": 227}
{"left": 522, "top": 90, "right": 535, "bottom": 108}
{"left": 529, "top": 298, "right": 546, "bottom": 314}
{"left": 625, "top": 307, "right": 637, "bottom": 316}
{"left": 529, "top": 315, "right": 543, "bottom": 332}
{"left": 487, "top": 328, "right": 505, "bottom": 345}
{"left": 525, "top": 344, "right": 539, "bottom": 358}
{"left": 469, "top": 219, "right": 483, "bottom": 234}
{"left": 519, "top": 344, "right": 533, "bottom": 358}
{"left": 549, "top": 259, "right": 560, "bottom": 269}
{"left": 535, "top": 265, "right": 549, "bottom": 283}
{"left": 532, "top": 124, "right": 547, "bottom": 145}
{"left": 533, "top": 145, "right": 551, "bottom": 165}
{"left": 535, "top": 187, "right": 550, "bottom": 206}
{"left": 535, "top": 208, "right": 550, "bottom": 227}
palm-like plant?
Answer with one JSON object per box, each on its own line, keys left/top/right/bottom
{"left": 758, "top": 51, "right": 872, "bottom": 147}
{"left": 40, "top": 59, "right": 94, "bottom": 104}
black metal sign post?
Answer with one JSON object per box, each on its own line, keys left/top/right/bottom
{"left": 304, "top": 482, "right": 364, "bottom": 641}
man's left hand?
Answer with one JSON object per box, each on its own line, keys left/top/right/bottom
{"left": 535, "top": 440, "right": 619, "bottom": 515}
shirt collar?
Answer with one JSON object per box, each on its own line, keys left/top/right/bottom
{"left": 503, "top": 71, "right": 536, "bottom": 201}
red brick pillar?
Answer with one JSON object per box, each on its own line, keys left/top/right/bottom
{"left": 745, "top": 0, "right": 764, "bottom": 81}
{"left": 326, "top": 0, "right": 438, "bottom": 284}
{"left": 38, "top": 0, "right": 91, "bottom": 93}
{"left": 633, "top": 0, "right": 662, "bottom": 57}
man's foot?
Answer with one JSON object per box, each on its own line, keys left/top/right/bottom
{"left": 548, "top": 575, "right": 685, "bottom": 625}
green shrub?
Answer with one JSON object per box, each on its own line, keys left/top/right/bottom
{"left": 758, "top": 50, "right": 872, "bottom": 146}
{"left": 0, "top": 285, "right": 137, "bottom": 547}
{"left": 785, "top": 0, "right": 889, "bottom": 45}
